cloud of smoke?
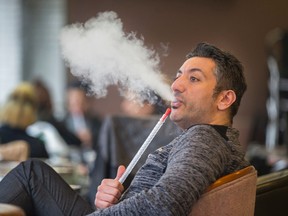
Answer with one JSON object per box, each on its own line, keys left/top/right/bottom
{"left": 60, "top": 11, "right": 173, "bottom": 105}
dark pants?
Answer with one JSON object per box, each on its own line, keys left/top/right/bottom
{"left": 0, "top": 159, "right": 94, "bottom": 216}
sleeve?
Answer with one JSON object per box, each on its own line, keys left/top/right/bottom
{"left": 88, "top": 125, "right": 231, "bottom": 216}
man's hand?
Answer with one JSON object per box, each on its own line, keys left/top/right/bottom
{"left": 95, "top": 165, "right": 126, "bottom": 209}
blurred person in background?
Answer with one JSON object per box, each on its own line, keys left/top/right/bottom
{"left": 30, "top": 79, "right": 82, "bottom": 147}
{"left": 64, "top": 81, "right": 93, "bottom": 148}
{"left": 27, "top": 79, "right": 73, "bottom": 161}
{"left": 62, "top": 80, "right": 102, "bottom": 172}
{"left": 0, "top": 82, "right": 49, "bottom": 158}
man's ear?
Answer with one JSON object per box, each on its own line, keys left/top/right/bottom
{"left": 217, "top": 90, "right": 236, "bottom": 111}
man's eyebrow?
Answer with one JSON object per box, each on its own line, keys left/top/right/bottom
{"left": 189, "top": 68, "right": 203, "bottom": 73}
{"left": 177, "top": 68, "right": 205, "bottom": 75}
{"left": 176, "top": 68, "right": 207, "bottom": 80}
{"left": 176, "top": 67, "right": 207, "bottom": 80}
{"left": 189, "top": 68, "right": 208, "bottom": 78}
{"left": 177, "top": 67, "right": 203, "bottom": 73}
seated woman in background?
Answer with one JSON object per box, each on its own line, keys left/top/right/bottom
{"left": 27, "top": 79, "right": 80, "bottom": 160}
{"left": 0, "top": 82, "right": 49, "bottom": 159}
{"left": 31, "top": 79, "right": 82, "bottom": 147}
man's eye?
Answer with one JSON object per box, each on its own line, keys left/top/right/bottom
{"left": 190, "top": 76, "right": 199, "bottom": 82}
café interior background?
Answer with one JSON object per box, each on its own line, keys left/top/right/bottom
{"left": 0, "top": 0, "right": 288, "bottom": 149}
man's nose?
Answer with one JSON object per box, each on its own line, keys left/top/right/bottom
{"left": 171, "top": 76, "right": 185, "bottom": 93}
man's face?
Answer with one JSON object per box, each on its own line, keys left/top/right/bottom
{"left": 170, "top": 57, "right": 220, "bottom": 129}
{"left": 67, "top": 88, "right": 87, "bottom": 114}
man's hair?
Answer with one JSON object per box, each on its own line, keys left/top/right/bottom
{"left": 186, "top": 42, "right": 247, "bottom": 120}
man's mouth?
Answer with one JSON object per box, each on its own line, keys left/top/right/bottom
{"left": 171, "top": 98, "right": 182, "bottom": 109}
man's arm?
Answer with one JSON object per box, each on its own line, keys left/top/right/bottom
{"left": 89, "top": 125, "right": 237, "bottom": 216}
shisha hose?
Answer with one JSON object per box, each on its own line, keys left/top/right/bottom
{"left": 119, "top": 108, "right": 171, "bottom": 184}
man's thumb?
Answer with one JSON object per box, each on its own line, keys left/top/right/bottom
{"left": 115, "top": 165, "right": 126, "bottom": 181}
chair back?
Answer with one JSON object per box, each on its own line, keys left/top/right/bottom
{"left": 190, "top": 166, "right": 257, "bottom": 216}
{"left": 0, "top": 203, "right": 25, "bottom": 216}
{"left": 255, "top": 169, "right": 288, "bottom": 216}
{"left": 0, "top": 141, "right": 28, "bottom": 161}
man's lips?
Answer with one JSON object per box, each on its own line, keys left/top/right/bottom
{"left": 171, "top": 98, "right": 183, "bottom": 109}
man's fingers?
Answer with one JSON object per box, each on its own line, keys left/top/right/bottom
{"left": 95, "top": 198, "right": 116, "bottom": 209}
{"left": 114, "top": 165, "right": 126, "bottom": 181}
{"left": 95, "top": 191, "right": 120, "bottom": 209}
{"left": 97, "top": 182, "right": 122, "bottom": 199}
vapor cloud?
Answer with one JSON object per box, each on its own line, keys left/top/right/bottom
{"left": 60, "top": 11, "right": 173, "bottom": 105}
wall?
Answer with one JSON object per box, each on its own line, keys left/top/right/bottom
{"left": 66, "top": 0, "right": 288, "bottom": 147}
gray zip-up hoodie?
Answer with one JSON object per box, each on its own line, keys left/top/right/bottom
{"left": 88, "top": 124, "right": 249, "bottom": 216}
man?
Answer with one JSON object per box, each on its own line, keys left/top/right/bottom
{"left": 63, "top": 80, "right": 102, "bottom": 150}
{"left": 0, "top": 42, "right": 249, "bottom": 216}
